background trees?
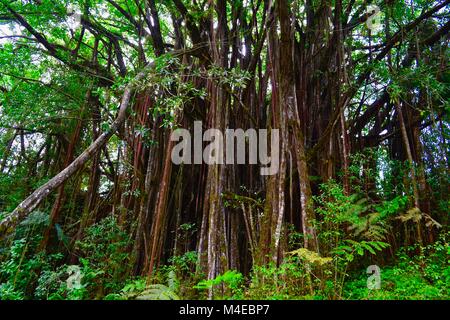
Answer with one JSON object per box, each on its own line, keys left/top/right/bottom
{"left": 0, "top": 0, "right": 448, "bottom": 300}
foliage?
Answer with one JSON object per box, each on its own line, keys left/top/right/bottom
{"left": 247, "top": 259, "right": 316, "bottom": 300}
{"left": 288, "top": 248, "right": 332, "bottom": 266}
{"left": 74, "top": 216, "right": 132, "bottom": 297}
{"left": 0, "top": 0, "right": 448, "bottom": 302}
{"left": 0, "top": 237, "right": 63, "bottom": 300}
{"left": 345, "top": 233, "right": 450, "bottom": 300}
{"left": 194, "top": 270, "right": 244, "bottom": 300}
{"left": 111, "top": 271, "right": 180, "bottom": 300}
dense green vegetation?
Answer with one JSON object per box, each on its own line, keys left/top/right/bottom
{"left": 0, "top": 0, "right": 449, "bottom": 300}
{"left": 0, "top": 185, "right": 448, "bottom": 300}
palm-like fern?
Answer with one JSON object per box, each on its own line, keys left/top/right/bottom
{"left": 133, "top": 284, "right": 180, "bottom": 300}
{"left": 122, "top": 270, "right": 180, "bottom": 300}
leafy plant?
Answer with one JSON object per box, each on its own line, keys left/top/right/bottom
{"left": 74, "top": 215, "right": 131, "bottom": 297}
{"left": 194, "top": 270, "right": 244, "bottom": 299}
{"left": 117, "top": 271, "right": 180, "bottom": 300}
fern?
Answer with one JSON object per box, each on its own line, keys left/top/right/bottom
{"left": 193, "top": 270, "right": 244, "bottom": 299}
{"left": 120, "top": 272, "right": 180, "bottom": 300}
{"left": 348, "top": 211, "right": 391, "bottom": 241}
{"left": 133, "top": 284, "right": 180, "bottom": 300}
{"left": 333, "top": 240, "right": 390, "bottom": 262}
{"left": 122, "top": 282, "right": 180, "bottom": 300}
{"left": 194, "top": 270, "right": 243, "bottom": 291}
{"left": 288, "top": 248, "right": 332, "bottom": 266}
{"left": 397, "top": 207, "right": 422, "bottom": 223}
{"left": 314, "top": 181, "right": 394, "bottom": 242}
{"left": 344, "top": 196, "right": 409, "bottom": 241}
